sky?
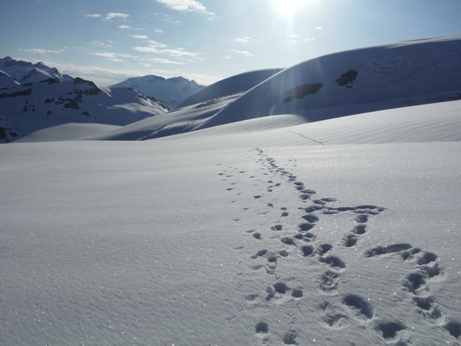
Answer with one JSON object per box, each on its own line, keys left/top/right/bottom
{"left": 1, "top": 0, "right": 461, "bottom": 86}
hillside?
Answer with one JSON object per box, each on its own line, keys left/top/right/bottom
{"left": 1, "top": 35, "right": 461, "bottom": 345}
{"left": 0, "top": 58, "right": 168, "bottom": 142}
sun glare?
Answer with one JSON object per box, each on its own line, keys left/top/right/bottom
{"left": 273, "top": 0, "right": 304, "bottom": 18}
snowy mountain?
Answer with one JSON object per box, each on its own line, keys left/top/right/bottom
{"left": 84, "top": 35, "right": 461, "bottom": 142}
{"left": 177, "top": 68, "right": 282, "bottom": 108}
{"left": 110, "top": 74, "right": 205, "bottom": 109}
{"left": 1, "top": 36, "right": 461, "bottom": 345}
{"left": 0, "top": 56, "right": 72, "bottom": 86}
{"left": 0, "top": 58, "right": 168, "bottom": 141}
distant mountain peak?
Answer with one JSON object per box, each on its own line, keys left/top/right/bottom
{"left": 110, "top": 74, "right": 205, "bottom": 109}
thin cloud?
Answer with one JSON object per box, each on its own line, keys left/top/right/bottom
{"left": 314, "top": 26, "right": 322, "bottom": 30}
{"left": 85, "top": 14, "right": 101, "bottom": 18}
{"left": 153, "top": 13, "right": 182, "bottom": 24}
{"left": 229, "top": 49, "right": 255, "bottom": 57}
{"left": 106, "top": 12, "right": 130, "bottom": 20}
{"left": 19, "top": 48, "right": 65, "bottom": 55}
{"left": 91, "top": 52, "right": 137, "bottom": 63}
{"left": 155, "top": 0, "right": 214, "bottom": 15}
{"left": 149, "top": 58, "right": 185, "bottom": 65}
{"left": 155, "top": 29, "right": 164, "bottom": 33}
{"left": 118, "top": 25, "right": 144, "bottom": 30}
{"left": 234, "top": 37, "right": 252, "bottom": 43}
{"left": 134, "top": 40, "right": 201, "bottom": 61}
{"left": 132, "top": 35, "right": 149, "bottom": 39}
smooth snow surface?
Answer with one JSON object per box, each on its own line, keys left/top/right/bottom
{"left": 1, "top": 99, "right": 461, "bottom": 345}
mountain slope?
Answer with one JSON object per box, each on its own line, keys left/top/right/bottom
{"left": 0, "top": 56, "right": 71, "bottom": 86}
{"left": 177, "top": 68, "right": 282, "bottom": 108}
{"left": 0, "top": 75, "right": 168, "bottom": 141}
{"left": 88, "top": 35, "right": 461, "bottom": 142}
{"left": 198, "top": 35, "right": 461, "bottom": 130}
{"left": 110, "top": 75, "right": 205, "bottom": 108}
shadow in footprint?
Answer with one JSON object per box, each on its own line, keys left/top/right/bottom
{"left": 302, "top": 214, "right": 319, "bottom": 223}
{"left": 343, "top": 234, "right": 358, "bottom": 247}
{"left": 355, "top": 215, "right": 368, "bottom": 223}
{"left": 281, "top": 237, "right": 296, "bottom": 246}
{"left": 301, "top": 245, "right": 314, "bottom": 257}
{"left": 320, "top": 271, "right": 339, "bottom": 293}
{"left": 283, "top": 330, "right": 298, "bottom": 345}
{"left": 444, "top": 321, "right": 461, "bottom": 339}
{"left": 274, "top": 282, "right": 288, "bottom": 294}
{"left": 251, "top": 249, "right": 268, "bottom": 259}
{"left": 299, "top": 223, "right": 315, "bottom": 232}
{"left": 417, "top": 252, "right": 437, "bottom": 265}
{"left": 292, "top": 288, "right": 303, "bottom": 298}
{"left": 319, "top": 256, "right": 346, "bottom": 269}
{"left": 255, "top": 321, "right": 269, "bottom": 334}
{"left": 375, "top": 321, "right": 406, "bottom": 339}
{"left": 317, "top": 244, "right": 333, "bottom": 256}
{"left": 403, "top": 273, "right": 427, "bottom": 295}
{"left": 342, "top": 294, "right": 374, "bottom": 319}
{"left": 365, "top": 243, "right": 413, "bottom": 257}
{"left": 352, "top": 225, "right": 367, "bottom": 235}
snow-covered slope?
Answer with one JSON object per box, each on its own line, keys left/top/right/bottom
{"left": 199, "top": 35, "right": 461, "bottom": 129}
{"left": 1, "top": 99, "right": 461, "bottom": 345}
{"left": 0, "top": 58, "right": 169, "bottom": 141}
{"left": 0, "top": 56, "right": 71, "bottom": 86}
{"left": 86, "top": 35, "right": 461, "bottom": 142}
{"left": 178, "top": 68, "right": 282, "bottom": 108}
{"left": 110, "top": 75, "right": 205, "bottom": 109}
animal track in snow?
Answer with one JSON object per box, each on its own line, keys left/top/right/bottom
{"left": 320, "top": 271, "right": 340, "bottom": 293}
{"left": 222, "top": 149, "right": 450, "bottom": 342}
{"left": 342, "top": 294, "right": 374, "bottom": 320}
{"left": 375, "top": 321, "right": 407, "bottom": 340}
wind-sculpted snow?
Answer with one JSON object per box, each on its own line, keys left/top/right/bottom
{"left": 178, "top": 68, "right": 282, "bottom": 108}
{"left": 198, "top": 35, "right": 461, "bottom": 130}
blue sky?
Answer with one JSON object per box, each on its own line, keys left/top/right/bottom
{"left": 1, "top": 0, "right": 461, "bottom": 86}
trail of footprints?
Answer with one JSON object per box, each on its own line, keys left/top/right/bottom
{"left": 218, "top": 149, "right": 460, "bottom": 344}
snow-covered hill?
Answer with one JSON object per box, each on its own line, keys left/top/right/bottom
{"left": 110, "top": 75, "right": 205, "bottom": 109}
{"left": 83, "top": 35, "right": 461, "bottom": 142}
{"left": 1, "top": 35, "right": 461, "bottom": 345}
{"left": 0, "top": 56, "right": 72, "bottom": 87}
{"left": 177, "top": 68, "right": 282, "bottom": 108}
{"left": 1, "top": 100, "right": 461, "bottom": 345}
{"left": 0, "top": 58, "right": 169, "bottom": 141}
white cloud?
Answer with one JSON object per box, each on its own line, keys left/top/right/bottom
{"left": 155, "top": 0, "right": 214, "bottom": 15}
{"left": 149, "top": 58, "right": 185, "bottom": 65}
{"left": 85, "top": 14, "right": 101, "bottom": 18}
{"left": 234, "top": 37, "right": 252, "bottom": 43}
{"left": 19, "top": 48, "right": 65, "bottom": 55}
{"left": 304, "top": 38, "right": 315, "bottom": 41}
{"left": 314, "top": 26, "right": 322, "bottom": 30}
{"left": 118, "top": 25, "right": 144, "bottom": 30}
{"left": 229, "top": 49, "right": 255, "bottom": 57}
{"left": 153, "top": 13, "right": 182, "bottom": 24}
{"left": 91, "top": 52, "right": 137, "bottom": 63}
{"left": 134, "top": 40, "right": 201, "bottom": 61}
{"left": 106, "top": 12, "right": 130, "bottom": 20}
{"left": 132, "top": 35, "right": 149, "bottom": 39}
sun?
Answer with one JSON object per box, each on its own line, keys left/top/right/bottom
{"left": 273, "top": 0, "right": 304, "bottom": 18}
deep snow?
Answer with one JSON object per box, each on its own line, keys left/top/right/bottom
{"left": 1, "top": 100, "right": 461, "bottom": 345}
{"left": 1, "top": 35, "right": 461, "bottom": 345}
